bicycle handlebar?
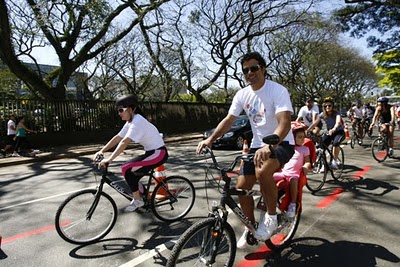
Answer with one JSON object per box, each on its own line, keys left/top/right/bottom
{"left": 203, "top": 146, "right": 253, "bottom": 173}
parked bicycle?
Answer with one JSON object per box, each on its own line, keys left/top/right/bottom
{"left": 371, "top": 123, "right": 393, "bottom": 162}
{"left": 306, "top": 132, "right": 345, "bottom": 193}
{"left": 55, "top": 155, "right": 195, "bottom": 245}
{"left": 166, "top": 135, "right": 306, "bottom": 267}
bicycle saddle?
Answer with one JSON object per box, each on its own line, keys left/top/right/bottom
{"left": 262, "top": 134, "right": 280, "bottom": 145}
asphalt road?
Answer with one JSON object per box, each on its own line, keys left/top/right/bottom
{"left": 1, "top": 134, "right": 400, "bottom": 267}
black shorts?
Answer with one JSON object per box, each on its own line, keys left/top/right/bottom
{"left": 322, "top": 130, "right": 345, "bottom": 147}
{"left": 240, "top": 141, "right": 295, "bottom": 176}
{"left": 6, "top": 134, "right": 15, "bottom": 145}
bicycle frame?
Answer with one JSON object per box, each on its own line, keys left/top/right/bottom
{"left": 92, "top": 162, "right": 176, "bottom": 211}
{"left": 205, "top": 147, "right": 302, "bottom": 236}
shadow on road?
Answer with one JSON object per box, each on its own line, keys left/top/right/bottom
{"left": 245, "top": 237, "right": 400, "bottom": 267}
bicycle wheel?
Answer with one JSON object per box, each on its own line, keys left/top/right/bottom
{"left": 371, "top": 137, "right": 388, "bottom": 162}
{"left": 330, "top": 146, "right": 344, "bottom": 180}
{"left": 166, "top": 217, "right": 236, "bottom": 267}
{"left": 305, "top": 151, "right": 327, "bottom": 192}
{"left": 350, "top": 135, "right": 356, "bottom": 149}
{"left": 265, "top": 203, "right": 301, "bottom": 251}
{"left": 151, "top": 175, "right": 195, "bottom": 222}
{"left": 55, "top": 189, "right": 117, "bottom": 245}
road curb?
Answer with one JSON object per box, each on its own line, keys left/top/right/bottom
{"left": 0, "top": 134, "right": 203, "bottom": 167}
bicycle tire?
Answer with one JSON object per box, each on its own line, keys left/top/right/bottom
{"left": 55, "top": 189, "right": 117, "bottom": 245}
{"left": 151, "top": 175, "right": 195, "bottom": 222}
{"left": 350, "top": 135, "right": 356, "bottom": 149}
{"left": 330, "top": 146, "right": 345, "bottom": 180}
{"left": 265, "top": 204, "right": 301, "bottom": 250}
{"left": 166, "top": 217, "right": 236, "bottom": 267}
{"left": 371, "top": 137, "right": 388, "bottom": 162}
{"left": 305, "top": 152, "right": 327, "bottom": 192}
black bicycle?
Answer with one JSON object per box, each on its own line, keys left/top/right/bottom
{"left": 167, "top": 135, "right": 305, "bottom": 266}
{"left": 350, "top": 121, "right": 364, "bottom": 149}
{"left": 55, "top": 155, "right": 195, "bottom": 245}
{"left": 306, "top": 132, "right": 345, "bottom": 193}
{"left": 371, "top": 123, "right": 392, "bottom": 162}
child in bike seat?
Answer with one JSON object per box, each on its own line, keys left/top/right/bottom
{"left": 273, "top": 122, "right": 312, "bottom": 218}
{"left": 95, "top": 94, "right": 168, "bottom": 212}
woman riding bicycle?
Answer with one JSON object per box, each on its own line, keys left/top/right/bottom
{"left": 307, "top": 97, "right": 345, "bottom": 169}
{"left": 369, "top": 96, "right": 396, "bottom": 156}
{"left": 94, "top": 94, "right": 168, "bottom": 212}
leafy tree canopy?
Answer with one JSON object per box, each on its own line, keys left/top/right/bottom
{"left": 334, "top": 0, "right": 400, "bottom": 92}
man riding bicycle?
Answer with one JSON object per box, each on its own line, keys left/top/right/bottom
{"left": 369, "top": 97, "right": 396, "bottom": 156}
{"left": 348, "top": 100, "right": 366, "bottom": 142}
{"left": 197, "top": 51, "right": 295, "bottom": 247}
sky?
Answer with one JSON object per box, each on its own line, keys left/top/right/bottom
{"left": 29, "top": 0, "right": 375, "bottom": 66}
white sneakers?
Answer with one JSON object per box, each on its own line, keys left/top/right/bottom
{"left": 12, "top": 152, "right": 20, "bottom": 157}
{"left": 237, "top": 228, "right": 250, "bottom": 249}
{"left": 330, "top": 160, "right": 338, "bottom": 169}
{"left": 287, "top": 203, "right": 297, "bottom": 218}
{"left": 254, "top": 214, "right": 277, "bottom": 241}
{"left": 125, "top": 199, "right": 144, "bottom": 212}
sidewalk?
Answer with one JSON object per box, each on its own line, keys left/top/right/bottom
{"left": 0, "top": 132, "right": 203, "bottom": 167}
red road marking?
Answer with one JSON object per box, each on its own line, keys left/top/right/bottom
{"left": 353, "top": 165, "right": 372, "bottom": 178}
{"left": 2, "top": 222, "right": 69, "bottom": 244}
{"left": 234, "top": 244, "right": 272, "bottom": 267}
{"left": 316, "top": 165, "right": 372, "bottom": 208}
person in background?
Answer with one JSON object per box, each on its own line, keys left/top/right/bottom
{"left": 296, "top": 98, "right": 320, "bottom": 134}
{"left": 307, "top": 97, "right": 344, "bottom": 169}
{"left": 13, "top": 116, "right": 38, "bottom": 157}
{"left": 369, "top": 97, "right": 396, "bottom": 156}
{"left": 196, "top": 51, "right": 295, "bottom": 248}
{"left": 2, "top": 114, "right": 16, "bottom": 156}
{"left": 94, "top": 94, "right": 168, "bottom": 212}
{"left": 348, "top": 99, "right": 366, "bottom": 140}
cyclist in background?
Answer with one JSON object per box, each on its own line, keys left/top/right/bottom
{"left": 296, "top": 98, "right": 320, "bottom": 135}
{"left": 306, "top": 97, "right": 344, "bottom": 169}
{"left": 348, "top": 100, "right": 366, "bottom": 141}
{"left": 364, "top": 102, "right": 375, "bottom": 130}
{"left": 197, "top": 51, "right": 295, "bottom": 247}
{"left": 94, "top": 94, "right": 168, "bottom": 212}
{"left": 369, "top": 97, "right": 396, "bottom": 156}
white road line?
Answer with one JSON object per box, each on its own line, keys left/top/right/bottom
{"left": 0, "top": 187, "right": 94, "bottom": 211}
{"left": 119, "top": 240, "right": 176, "bottom": 267}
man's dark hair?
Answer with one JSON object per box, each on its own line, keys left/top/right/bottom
{"left": 240, "top": 52, "right": 267, "bottom": 67}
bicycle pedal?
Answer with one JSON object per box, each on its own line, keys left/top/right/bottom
{"left": 247, "top": 232, "right": 258, "bottom": 246}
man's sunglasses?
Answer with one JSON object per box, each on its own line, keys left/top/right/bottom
{"left": 242, "top": 64, "right": 261, "bottom": 75}
{"left": 118, "top": 107, "right": 128, "bottom": 113}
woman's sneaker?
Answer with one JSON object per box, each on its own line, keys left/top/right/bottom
{"left": 125, "top": 199, "right": 144, "bottom": 212}
{"left": 237, "top": 228, "right": 250, "bottom": 249}
{"left": 287, "top": 203, "right": 297, "bottom": 218}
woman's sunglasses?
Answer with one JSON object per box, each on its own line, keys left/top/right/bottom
{"left": 242, "top": 64, "right": 261, "bottom": 75}
{"left": 324, "top": 105, "right": 332, "bottom": 108}
{"left": 118, "top": 107, "right": 128, "bottom": 113}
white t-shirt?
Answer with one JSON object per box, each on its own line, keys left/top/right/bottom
{"left": 7, "top": 119, "right": 16, "bottom": 135}
{"left": 229, "top": 80, "right": 295, "bottom": 148}
{"left": 297, "top": 105, "right": 319, "bottom": 127}
{"left": 351, "top": 106, "right": 365, "bottom": 119}
{"left": 117, "top": 114, "right": 164, "bottom": 151}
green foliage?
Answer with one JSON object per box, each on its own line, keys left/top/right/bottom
{"left": 334, "top": 1, "right": 400, "bottom": 92}
{"left": 374, "top": 50, "right": 400, "bottom": 92}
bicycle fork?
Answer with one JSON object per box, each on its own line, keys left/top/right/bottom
{"left": 86, "top": 181, "right": 105, "bottom": 220}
